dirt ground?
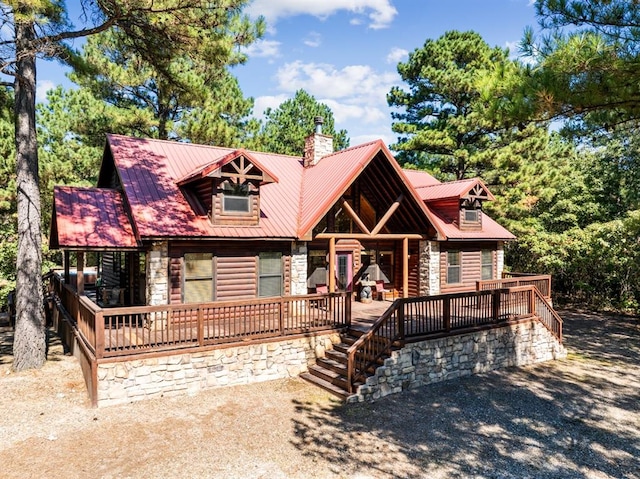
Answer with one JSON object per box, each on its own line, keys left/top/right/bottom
{"left": 0, "top": 309, "right": 639, "bottom": 479}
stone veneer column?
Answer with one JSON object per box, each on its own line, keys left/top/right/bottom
{"left": 146, "top": 241, "right": 169, "bottom": 305}
{"left": 496, "top": 241, "right": 505, "bottom": 279}
{"left": 419, "top": 240, "right": 441, "bottom": 296}
{"left": 290, "top": 242, "right": 308, "bottom": 296}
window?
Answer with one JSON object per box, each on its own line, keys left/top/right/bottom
{"left": 464, "top": 209, "right": 479, "bottom": 222}
{"left": 222, "top": 181, "right": 250, "bottom": 213}
{"left": 447, "top": 251, "right": 461, "bottom": 284}
{"left": 481, "top": 250, "right": 493, "bottom": 280}
{"left": 183, "top": 253, "right": 213, "bottom": 303}
{"left": 378, "top": 251, "right": 394, "bottom": 283}
{"left": 259, "top": 252, "right": 282, "bottom": 297}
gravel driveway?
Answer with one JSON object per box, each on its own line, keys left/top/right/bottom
{"left": 0, "top": 309, "right": 638, "bottom": 479}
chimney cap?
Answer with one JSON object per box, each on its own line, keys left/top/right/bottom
{"left": 313, "top": 116, "right": 324, "bottom": 134}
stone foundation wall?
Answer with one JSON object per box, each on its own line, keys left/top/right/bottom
{"left": 348, "top": 321, "right": 566, "bottom": 403}
{"left": 96, "top": 333, "right": 340, "bottom": 407}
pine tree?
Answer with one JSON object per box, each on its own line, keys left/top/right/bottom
{"left": 0, "top": 0, "right": 263, "bottom": 371}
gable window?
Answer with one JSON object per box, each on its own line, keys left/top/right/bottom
{"left": 222, "top": 181, "right": 250, "bottom": 214}
{"left": 183, "top": 253, "right": 213, "bottom": 303}
{"left": 259, "top": 252, "right": 282, "bottom": 297}
{"left": 464, "top": 209, "right": 479, "bottom": 222}
{"left": 481, "top": 250, "right": 493, "bottom": 280}
{"left": 447, "top": 250, "right": 461, "bottom": 284}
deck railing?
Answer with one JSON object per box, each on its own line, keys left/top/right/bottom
{"left": 477, "top": 273, "right": 552, "bottom": 300}
{"left": 50, "top": 274, "right": 350, "bottom": 359}
{"left": 346, "top": 285, "right": 562, "bottom": 393}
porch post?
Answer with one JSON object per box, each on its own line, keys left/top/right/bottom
{"left": 77, "top": 251, "right": 85, "bottom": 295}
{"left": 64, "top": 251, "right": 70, "bottom": 285}
{"left": 402, "top": 237, "right": 409, "bottom": 298}
{"left": 128, "top": 252, "right": 135, "bottom": 305}
{"left": 328, "top": 237, "right": 336, "bottom": 293}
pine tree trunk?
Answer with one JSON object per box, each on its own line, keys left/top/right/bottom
{"left": 12, "top": 18, "right": 46, "bottom": 371}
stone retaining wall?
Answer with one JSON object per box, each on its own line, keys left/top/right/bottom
{"left": 97, "top": 333, "right": 340, "bottom": 407}
{"left": 348, "top": 320, "right": 566, "bottom": 403}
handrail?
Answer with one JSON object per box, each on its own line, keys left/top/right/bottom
{"left": 531, "top": 287, "right": 563, "bottom": 343}
{"left": 477, "top": 274, "right": 552, "bottom": 299}
{"left": 346, "top": 299, "right": 403, "bottom": 393}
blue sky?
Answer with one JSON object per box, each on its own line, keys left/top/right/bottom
{"left": 37, "top": 0, "right": 539, "bottom": 147}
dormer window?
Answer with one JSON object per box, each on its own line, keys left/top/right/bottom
{"left": 176, "top": 150, "right": 278, "bottom": 227}
{"left": 222, "top": 181, "right": 250, "bottom": 214}
{"left": 464, "top": 209, "right": 479, "bottom": 222}
{"left": 460, "top": 197, "right": 483, "bottom": 230}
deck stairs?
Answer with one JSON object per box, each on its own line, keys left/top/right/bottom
{"left": 300, "top": 322, "right": 397, "bottom": 400}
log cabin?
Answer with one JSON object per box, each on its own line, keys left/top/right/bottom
{"left": 47, "top": 120, "right": 563, "bottom": 406}
{"left": 50, "top": 120, "right": 515, "bottom": 307}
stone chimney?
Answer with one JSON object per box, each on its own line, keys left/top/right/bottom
{"left": 303, "top": 116, "right": 334, "bottom": 167}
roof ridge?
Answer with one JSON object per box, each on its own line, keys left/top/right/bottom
{"left": 414, "top": 177, "right": 478, "bottom": 189}
{"left": 108, "top": 133, "right": 305, "bottom": 161}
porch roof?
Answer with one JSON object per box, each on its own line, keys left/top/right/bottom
{"left": 51, "top": 187, "right": 138, "bottom": 249}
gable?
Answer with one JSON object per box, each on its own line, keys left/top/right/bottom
{"left": 298, "top": 142, "right": 443, "bottom": 239}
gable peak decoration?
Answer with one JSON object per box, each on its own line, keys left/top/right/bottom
{"left": 304, "top": 116, "right": 334, "bottom": 167}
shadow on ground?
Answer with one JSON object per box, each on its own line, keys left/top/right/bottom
{"left": 290, "top": 309, "right": 640, "bottom": 479}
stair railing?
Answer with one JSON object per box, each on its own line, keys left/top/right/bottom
{"left": 346, "top": 299, "right": 404, "bottom": 394}
{"left": 531, "top": 287, "right": 563, "bottom": 343}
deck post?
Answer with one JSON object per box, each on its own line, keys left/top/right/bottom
{"left": 402, "top": 237, "right": 409, "bottom": 298}
{"left": 397, "top": 299, "right": 405, "bottom": 341}
{"left": 443, "top": 296, "right": 451, "bottom": 332}
{"left": 197, "top": 306, "right": 204, "bottom": 346}
{"left": 345, "top": 293, "right": 351, "bottom": 327}
{"left": 279, "top": 296, "right": 285, "bottom": 334}
{"left": 492, "top": 289, "right": 501, "bottom": 322}
{"left": 328, "top": 237, "right": 336, "bottom": 293}
{"left": 64, "top": 251, "right": 70, "bottom": 284}
{"left": 95, "top": 310, "right": 105, "bottom": 359}
{"left": 76, "top": 251, "right": 85, "bottom": 295}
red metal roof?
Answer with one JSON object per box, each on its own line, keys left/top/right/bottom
{"left": 414, "top": 178, "right": 495, "bottom": 202}
{"left": 50, "top": 134, "right": 514, "bottom": 246}
{"left": 424, "top": 204, "right": 516, "bottom": 241}
{"left": 52, "top": 186, "right": 138, "bottom": 248}
{"left": 401, "top": 169, "right": 441, "bottom": 188}
{"left": 107, "top": 134, "right": 303, "bottom": 239}
{"left": 176, "top": 148, "right": 279, "bottom": 185}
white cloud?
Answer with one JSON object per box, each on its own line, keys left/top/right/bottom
{"left": 303, "top": 31, "right": 322, "bottom": 48}
{"left": 247, "top": 0, "right": 397, "bottom": 29}
{"left": 274, "top": 61, "right": 398, "bottom": 101}
{"left": 386, "top": 47, "right": 408, "bottom": 64}
{"left": 264, "top": 60, "right": 400, "bottom": 144}
{"left": 36, "top": 80, "right": 55, "bottom": 102}
{"left": 243, "top": 39, "right": 281, "bottom": 58}
{"left": 253, "top": 94, "right": 290, "bottom": 119}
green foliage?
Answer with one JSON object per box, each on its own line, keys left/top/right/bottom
{"left": 387, "top": 30, "right": 516, "bottom": 180}
{"left": 520, "top": 1, "right": 640, "bottom": 123}
{"left": 253, "top": 89, "right": 349, "bottom": 156}
{"left": 69, "top": 22, "right": 262, "bottom": 142}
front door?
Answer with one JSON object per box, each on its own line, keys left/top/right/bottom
{"left": 336, "top": 252, "right": 353, "bottom": 292}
